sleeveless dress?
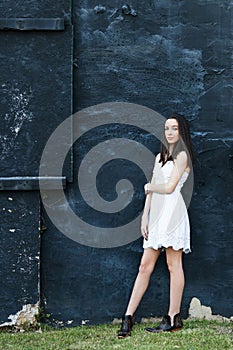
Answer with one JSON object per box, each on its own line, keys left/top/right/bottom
{"left": 143, "top": 159, "right": 191, "bottom": 254}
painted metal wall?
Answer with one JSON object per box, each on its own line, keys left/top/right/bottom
{"left": 41, "top": 0, "right": 233, "bottom": 325}
{"left": 0, "top": 0, "right": 73, "bottom": 325}
{"left": 0, "top": 0, "right": 232, "bottom": 326}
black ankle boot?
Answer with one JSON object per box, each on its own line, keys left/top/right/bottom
{"left": 145, "top": 313, "right": 183, "bottom": 333}
{"left": 171, "top": 313, "right": 183, "bottom": 332}
{"left": 117, "top": 315, "right": 134, "bottom": 338}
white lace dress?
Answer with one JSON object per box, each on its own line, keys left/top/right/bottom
{"left": 143, "top": 159, "right": 191, "bottom": 254}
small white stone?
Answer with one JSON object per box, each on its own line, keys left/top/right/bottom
{"left": 201, "top": 305, "right": 212, "bottom": 320}
{"left": 189, "top": 297, "right": 203, "bottom": 318}
{"left": 188, "top": 297, "right": 230, "bottom": 322}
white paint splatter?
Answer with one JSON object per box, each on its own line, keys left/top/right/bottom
{"left": 0, "top": 86, "right": 33, "bottom": 160}
{"left": 81, "top": 319, "right": 90, "bottom": 325}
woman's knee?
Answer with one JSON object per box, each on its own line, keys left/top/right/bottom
{"left": 166, "top": 249, "right": 183, "bottom": 273}
{"left": 166, "top": 260, "right": 183, "bottom": 274}
{"left": 138, "top": 261, "right": 154, "bottom": 275}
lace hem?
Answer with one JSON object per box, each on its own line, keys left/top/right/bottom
{"left": 143, "top": 242, "right": 191, "bottom": 254}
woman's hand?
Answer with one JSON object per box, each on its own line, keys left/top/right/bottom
{"left": 141, "top": 214, "right": 149, "bottom": 240}
{"left": 144, "top": 183, "right": 151, "bottom": 195}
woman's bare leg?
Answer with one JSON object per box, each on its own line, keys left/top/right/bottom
{"left": 125, "top": 248, "right": 161, "bottom": 316}
{"left": 165, "top": 247, "right": 184, "bottom": 325}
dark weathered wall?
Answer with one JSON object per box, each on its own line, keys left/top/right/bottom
{"left": 0, "top": 0, "right": 72, "bottom": 325}
{"left": 0, "top": 0, "right": 232, "bottom": 327}
{"left": 40, "top": 0, "right": 233, "bottom": 326}
{"left": 0, "top": 192, "right": 40, "bottom": 322}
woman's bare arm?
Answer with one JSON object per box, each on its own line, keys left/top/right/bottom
{"left": 142, "top": 192, "right": 152, "bottom": 217}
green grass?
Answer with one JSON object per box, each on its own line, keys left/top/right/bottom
{"left": 0, "top": 320, "right": 232, "bottom": 350}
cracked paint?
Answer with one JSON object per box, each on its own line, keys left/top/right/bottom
{"left": 0, "top": 302, "right": 39, "bottom": 327}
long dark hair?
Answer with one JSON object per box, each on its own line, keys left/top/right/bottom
{"left": 160, "top": 113, "right": 194, "bottom": 167}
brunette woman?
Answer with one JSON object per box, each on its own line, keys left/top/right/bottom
{"left": 118, "top": 113, "right": 194, "bottom": 337}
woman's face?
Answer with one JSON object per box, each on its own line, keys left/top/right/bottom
{"left": 164, "top": 118, "right": 180, "bottom": 145}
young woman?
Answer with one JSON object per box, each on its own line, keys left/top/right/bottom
{"left": 118, "top": 113, "right": 194, "bottom": 338}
